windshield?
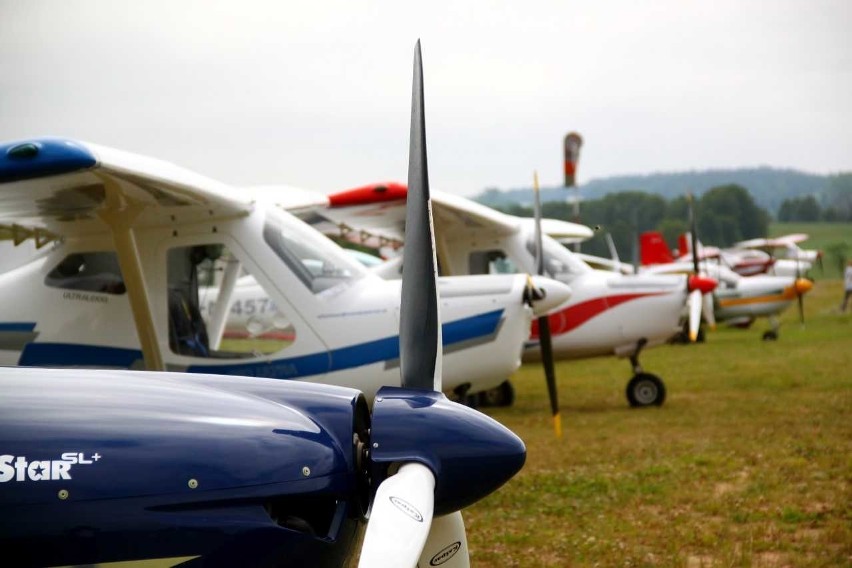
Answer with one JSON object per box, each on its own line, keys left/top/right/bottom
{"left": 525, "top": 229, "right": 591, "bottom": 283}
{"left": 263, "top": 207, "right": 367, "bottom": 294}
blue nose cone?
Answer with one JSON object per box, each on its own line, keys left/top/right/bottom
{"left": 369, "top": 386, "right": 526, "bottom": 515}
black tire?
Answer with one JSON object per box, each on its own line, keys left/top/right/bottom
{"left": 626, "top": 373, "right": 666, "bottom": 407}
{"left": 762, "top": 330, "right": 778, "bottom": 341}
{"left": 478, "top": 381, "right": 516, "bottom": 407}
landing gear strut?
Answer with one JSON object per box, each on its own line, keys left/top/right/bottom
{"left": 626, "top": 338, "right": 666, "bottom": 407}
{"left": 762, "top": 316, "right": 780, "bottom": 341}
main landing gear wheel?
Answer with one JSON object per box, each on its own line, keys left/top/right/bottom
{"left": 626, "top": 373, "right": 666, "bottom": 407}
{"left": 762, "top": 330, "right": 778, "bottom": 341}
{"left": 478, "top": 380, "right": 516, "bottom": 408}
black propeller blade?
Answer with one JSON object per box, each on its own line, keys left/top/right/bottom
{"left": 400, "top": 40, "right": 440, "bottom": 392}
{"left": 795, "top": 251, "right": 805, "bottom": 325}
{"left": 688, "top": 192, "right": 700, "bottom": 276}
{"left": 533, "top": 171, "right": 562, "bottom": 437}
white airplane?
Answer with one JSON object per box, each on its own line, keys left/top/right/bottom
{"left": 639, "top": 231, "right": 814, "bottom": 340}
{"left": 668, "top": 233, "right": 778, "bottom": 277}
{"left": 0, "top": 153, "right": 570, "bottom": 403}
{"left": 733, "top": 233, "right": 822, "bottom": 277}
{"left": 0, "top": 42, "right": 527, "bottom": 567}
{"left": 282, "top": 182, "right": 718, "bottom": 409}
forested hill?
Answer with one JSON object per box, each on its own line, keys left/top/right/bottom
{"left": 474, "top": 167, "right": 843, "bottom": 215}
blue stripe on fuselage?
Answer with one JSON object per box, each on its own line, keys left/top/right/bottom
{"left": 13, "top": 309, "right": 504, "bottom": 378}
{"left": 19, "top": 342, "right": 143, "bottom": 367}
{"left": 0, "top": 322, "right": 36, "bottom": 332}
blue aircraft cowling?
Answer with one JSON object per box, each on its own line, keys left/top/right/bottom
{"left": 0, "top": 367, "right": 369, "bottom": 567}
{"left": 369, "top": 386, "right": 527, "bottom": 516}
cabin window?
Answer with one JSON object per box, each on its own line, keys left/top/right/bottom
{"left": 45, "top": 251, "right": 126, "bottom": 294}
{"left": 263, "top": 207, "right": 366, "bottom": 294}
{"left": 469, "top": 250, "right": 519, "bottom": 275}
{"left": 167, "top": 243, "right": 296, "bottom": 358}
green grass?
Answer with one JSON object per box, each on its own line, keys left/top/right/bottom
{"left": 464, "top": 279, "right": 852, "bottom": 567}
{"left": 768, "top": 222, "right": 852, "bottom": 280}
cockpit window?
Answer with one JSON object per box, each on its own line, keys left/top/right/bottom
{"left": 263, "top": 208, "right": 366, "bottom": 294}
{"left": 45, "top": 252, "right": 126, "bottom": 294}
{"left": 525, "top": 232, "right": 591, "bottom": 283}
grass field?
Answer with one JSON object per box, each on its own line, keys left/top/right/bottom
{"left": 768, "top": 222, "right": 852, "bottom": 280}
{"left": 464, "top": 279, "right": 851, "bottom": 567}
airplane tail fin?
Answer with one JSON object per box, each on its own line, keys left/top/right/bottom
{"left": 677, "top": 233, "right": 691, "bottom": 258}
{"left": 640, "top": 231, "right": 674, "bottom": 265}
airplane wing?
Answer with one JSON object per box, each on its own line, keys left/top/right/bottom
{"left": 540, "top": 218, "right": 594, "bottom": 244}
{"left": 0, "top": 137, "right": 252, "bottom": 243}
{"left": 574, "top": 252, "right": 635, "bottom": 274}
{"left": 735, "top": 234, "right": 809, "bottom": 251}
{"left": 0, "top": 137, "right": 256, "bottom": 371}
{"left": 292, "top": 182, "right": 593, "bottom": 250}
{"left": 316, "top": 182, "right": 410, "bottom": 248}
{"left": 773, "top": 233, "right": 809, "bottom": 245}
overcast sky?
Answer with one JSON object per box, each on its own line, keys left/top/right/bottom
{"left": 1, "top": 0, "right": 849, "bottom": 196}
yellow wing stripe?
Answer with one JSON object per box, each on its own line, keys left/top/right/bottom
{"left": 718, "top": 286, "right": 797, "bottom": 307}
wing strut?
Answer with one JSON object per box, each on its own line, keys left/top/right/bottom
{"left": 208, "top": 256, "right": 242, "bottom": 350}
{"left": 96, "top": 175, "right": 165, "bottom": 371}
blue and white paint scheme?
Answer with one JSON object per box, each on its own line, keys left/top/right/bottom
{"left": 0, "top": 137, "right": 571, "bottom": 401}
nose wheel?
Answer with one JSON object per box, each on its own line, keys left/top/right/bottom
{"left": 626, "top": 373, "right": 666, "bottom": 407}
{"left": 626, "top": 338, "right": 666, "bottom": 407}
{"left": 762, "top": 316, "right": 780, "bottom": 341}
{"left": 477, "top": 380, "right": 516, "bottom": 408}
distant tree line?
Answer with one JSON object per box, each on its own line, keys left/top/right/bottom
{"left": 475, "top": 167, "right": 851, "bottom": 219}
{"left": 777, "top": 174, "right": 852, "bottom": 222}
{"left": 497, "top": 184, "right": 770, "bottom": 260}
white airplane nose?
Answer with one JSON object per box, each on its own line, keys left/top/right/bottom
{"left": 527, "top": 275, "right": 572, "bottom": 316}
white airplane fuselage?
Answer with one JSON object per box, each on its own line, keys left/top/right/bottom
{"left": 376, "top": 223, "right": 690, "bottom": 361}
{"left": 527, "top": 270, "right": 688, "bottom": 360}
{"left": 0, "top": 201, "right": 544, "bottom": 401}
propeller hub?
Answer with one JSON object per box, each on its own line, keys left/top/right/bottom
{"left": 526, "top": 275, "right": 572, "bottom": 316}
{"left": 794, "top": 278, "right": 813, "bottom": 296}
{"left": 688, "top": 275, "right": 717, "bottom": 294}
{"left": 368, "top": 386, "right": 526, "bottom": 516}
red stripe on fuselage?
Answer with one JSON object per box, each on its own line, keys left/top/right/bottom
{"left": 530, "top": 292, "right": 668, "bottom": 338}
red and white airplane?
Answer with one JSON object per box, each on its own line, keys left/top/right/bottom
{"left": 733, "top": 233, "right": 822, "bottom": 277}
{"left": 670, "top": 233, "right": 776, "bottom": 277}
{"left": 669, "top": 232, "right": 818, "bottom": 278}
{"left": 282, "top": 182, "right": 718, "bottom": 408}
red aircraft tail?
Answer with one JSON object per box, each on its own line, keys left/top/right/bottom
{"left": 677, "top": 233, "right": 691, "bottom": 258}
{"left": 640, "top": 231, "right": 674, "bottom": 265}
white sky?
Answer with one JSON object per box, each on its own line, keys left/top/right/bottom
{"left": 1, "top": 0, "right": 849, "bottom": 196}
